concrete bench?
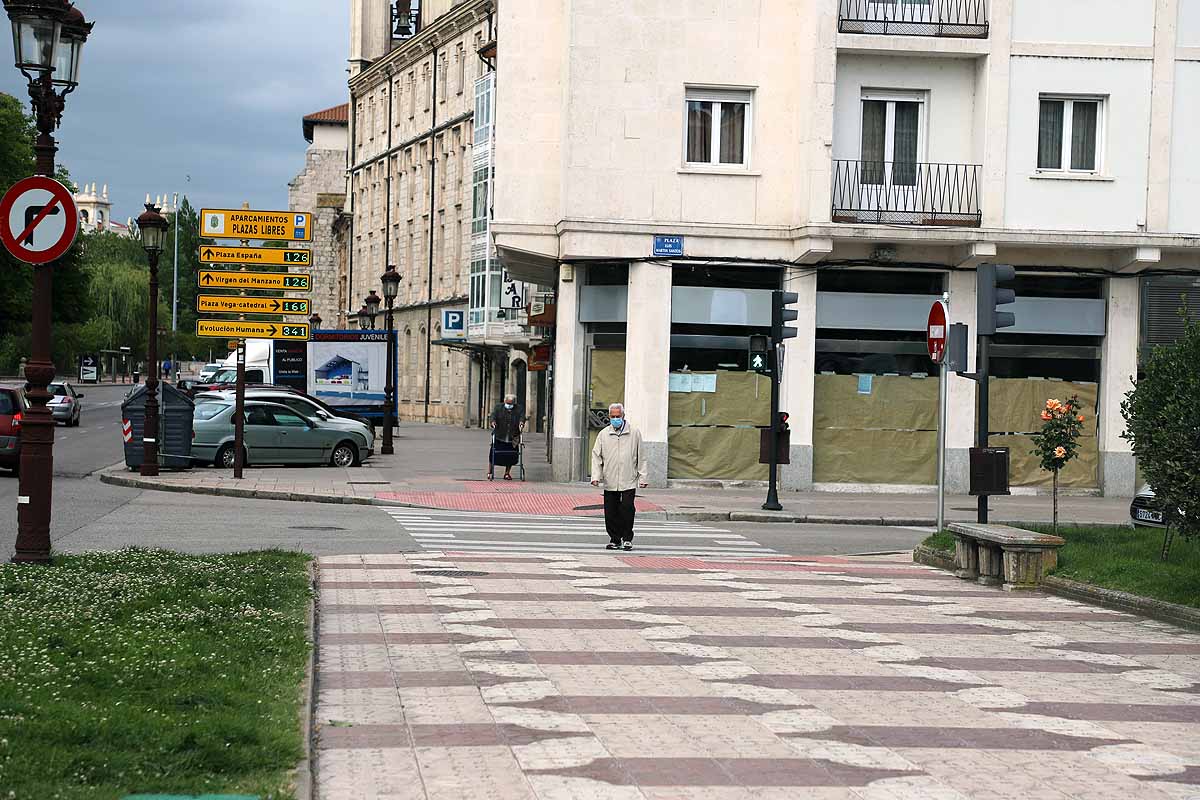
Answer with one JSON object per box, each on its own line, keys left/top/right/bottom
{"left": 949, "top": 522, "right": 1066, "bottom": 591}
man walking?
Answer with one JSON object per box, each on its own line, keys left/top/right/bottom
{"left": 590, "top": 403, "right": 647, "bottom": 551}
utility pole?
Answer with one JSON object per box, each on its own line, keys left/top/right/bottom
{"left": 974, "top": 264, "right": 1017, "bottom": 523}
{"left": 762, "top": 289, "right": 799, "bottom": 511}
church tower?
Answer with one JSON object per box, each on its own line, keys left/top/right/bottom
{"left": 74, "top": 182, "right": 112, "bottom": 232}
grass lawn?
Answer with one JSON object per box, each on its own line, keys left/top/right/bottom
{"left": 0, "top": 549, "right": 312, "bottom": 800}
{"left": 922, "top": 526, "right": 1200, "bottom": 609}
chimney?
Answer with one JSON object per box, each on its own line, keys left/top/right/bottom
{"left": 349, "top": 0, "right": 392, "bottom": 78}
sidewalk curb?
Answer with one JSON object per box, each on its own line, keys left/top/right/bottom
{"left": 913, "top": 546, "right": 1200, "bottom": 632}
{"left": 1042, "top": 575, "right": 1200, "bottom": 632}
{"left": 96, "top": 470, "right": 1124, "bottom": 528}
{"left": 291, "top": 561, "right": 317, "bottom": 800}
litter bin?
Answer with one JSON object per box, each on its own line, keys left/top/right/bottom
{"left": 121, "top": 383, "right": 195, "bottom": 470}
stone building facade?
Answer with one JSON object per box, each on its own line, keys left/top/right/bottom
{"left": 289, "top": 104, "right": 350, "bottom": 327}
{"left": 347, "top": 0, "right": 501, "bottom": 426}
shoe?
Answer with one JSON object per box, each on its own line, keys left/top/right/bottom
{"left": 605, "top": 542, "right": 620, "bottom": 550}
{"left": 622, "top": 542, "right": 633, "bottom": 551}
{"left": 503, "top": 474, "right": 513, "bottom": 480}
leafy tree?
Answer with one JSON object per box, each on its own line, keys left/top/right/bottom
{"left": 0, "top": 93, "right": 35, "bottom": 345}
{"left": 1121, "top": 318, "right": 1200, "bottom": 551}
{"left": 1031, "top": 395, "right": 1085, "bottom": 534}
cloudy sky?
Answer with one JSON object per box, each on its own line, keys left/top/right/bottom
{"left": 1, "top": 1, "right": 350, "bottom": 224}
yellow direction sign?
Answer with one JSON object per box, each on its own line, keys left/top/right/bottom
{"left": 200, "top": 208, "right": 313, "bottom": 242}
{"left": 197, "top": 270, "right": 311, "bottom": 291}
{"left": 196, "top": 295, "right": 310, "bottom": 316}
{"left": 199, "top": 245, "right": 311, "bottom": 266}
{"left": 196, "top": 320, "right": 310, "bottom": 341}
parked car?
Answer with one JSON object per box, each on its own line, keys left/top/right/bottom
{"left": 191, "top": 400, "right": 369, "bottom": 468}
{"left": 194, "top": 388, "right": 375, "bottom": 455}
{"left": 192, "top": 385, "right": 374, "bottom": 431}
{"left": 1130, "top": 485, "right": 1167, "bottom": 528}
{"left": 47, "top": 382, "right": 83, "bottom": 426}
{"left": 197, "top": 362, "right": 222, "bottom": 382}
{"left": 0, "top": 386, "right": 26, "bottom": 474}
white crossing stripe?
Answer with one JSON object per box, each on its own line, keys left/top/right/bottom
{"left": 379, "top": 507, "right": 777, "bottom": 557}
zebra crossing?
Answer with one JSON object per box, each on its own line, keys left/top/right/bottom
{"left": 381, "top": 507, "right": 779, "bottom": 557}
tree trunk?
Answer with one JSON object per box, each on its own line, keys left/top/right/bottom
{"left": 1052, "top": 469, "right": 1059, "bottom": 535}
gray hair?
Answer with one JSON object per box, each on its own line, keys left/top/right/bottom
{"left": 608, "top": 402, "right": 624, "bottom": 414}
{"left": 504, "top": 393, "right": 517, "bottom": 402}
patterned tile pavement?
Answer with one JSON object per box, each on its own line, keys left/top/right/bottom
{"left": 312, "top": 552, "right": 1200, "bottom": 799}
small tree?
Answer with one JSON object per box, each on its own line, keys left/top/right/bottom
{"left": 1121, "top": 318, "right": 1200, "bottom": 552}
{"left": 1031, "top": 395, "right": 1085, "bottom": 534}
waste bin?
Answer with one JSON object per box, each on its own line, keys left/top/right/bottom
{"left": 121, "top": 383, "right": 195, "bottom": 470}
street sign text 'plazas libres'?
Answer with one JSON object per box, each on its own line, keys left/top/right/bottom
{"left": 201, "top": 208, "right": 312, "bottom": 241}
{"left": 197, "top": 270, "right": 311, "bottom": 291}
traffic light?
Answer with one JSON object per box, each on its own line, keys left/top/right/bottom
{"left": 977, "top": 264, "right": 1017, "bottom": 336}
{"left": 777, "top": 412, "right": 789, "bottom": 431}
{"left": 748, "top": 334, "right": 770, "bottom": 374}
{"left": 772, "top": 290, "right": 800, "bottom": 342}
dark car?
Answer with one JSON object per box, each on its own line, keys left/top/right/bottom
{"left": 0, "top": 386, "right": 27, "bottom": 474}
{"left": 1130, "top": 485, "right": 1167, "bottom": 528}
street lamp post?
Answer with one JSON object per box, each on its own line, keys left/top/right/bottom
{"left": 137, "top": 202, "right": 168, "bottom": 478}
{"left": 380, "top": 267, "right": 401, "bottom": 455}
{"left": 308, "top": 312, "right": 322, "bottom": 340}
{"left": 6, "top": 0, "right": 91, "bottom": 564}
{"left": 356, "top": 306, "right": 370, "bottom": 330}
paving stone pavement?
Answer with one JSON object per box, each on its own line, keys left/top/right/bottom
{"left": 312, "top": 552, "right": 1200, "bottom": 799}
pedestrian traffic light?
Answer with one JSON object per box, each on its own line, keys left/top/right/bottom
{"left": 771, "top": 290, "right": 800, "bottom": 342}
{"left": 977, "top": 264, "right": 1017, "bottom": 336}
{"left": 778, "top": 411, "right": 789, "bottom": 431}
{"left": 748, "top": 334, "right": 771, "bottom": 374}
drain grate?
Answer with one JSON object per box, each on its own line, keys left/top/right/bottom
{"left": 415, "top": 569, "right": 489, "bottom": 578}
{"left": 289, "top": 526, "right": 347, "bottom": 531}
{"left": 572, "top": 504, "right": 604, "bottom": 511}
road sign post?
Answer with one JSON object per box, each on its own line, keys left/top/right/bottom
{"left": 197, "top": 270, "right": 311, "bottom": 291}
{"left": 1, "top": 175, "right": 84, "bottom": 564}
{"left": 195, "top": 320, "right": 310, "bottom": 340}
{"left": 196, "top": 295, "right": 310, "bottom": 316}
{"left": 975, "top": 264, "right": 1018, "bottom": 523}
{"left": 200, "top": 209, "right": 312, "bottom": 242}
{"left": 929, "top": 299, "right": 949, "bottom": 533}
{"left": 233, "top": 340, "right": 245, "bottom": 479}
{"left": 199, "top": 245, "right": 311, "bottom": 266}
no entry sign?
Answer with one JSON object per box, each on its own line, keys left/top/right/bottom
{"left": 927, "top": 300, "right": 948, "bottom": 364}
{"left": 0, "top": 176, "right": 80, "bottom": 265}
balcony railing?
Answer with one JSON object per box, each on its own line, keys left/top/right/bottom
{"left": 832, "top": 160, "right": 982, "bottom": 227}
{"left": 838, "top": 0, "right": 989, "bottom": 38}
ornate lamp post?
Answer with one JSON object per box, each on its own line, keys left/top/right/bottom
{"left": 136, "top": 202, "right": 168, "bottom": 477}
{"left": 364, "top": 290, "right": 381, "bottom": 330}
{"left": 380, "top": 266, "right": 401, "bottom": 455}
{"left": 356, "top": 306, "right": 370, "bottom": 330}
{"left": 6, "top": 0, "right": 92, "bottom": 564}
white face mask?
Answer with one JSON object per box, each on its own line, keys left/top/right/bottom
{"left": 504, "top": 403, "right": 513, "bottom": 410}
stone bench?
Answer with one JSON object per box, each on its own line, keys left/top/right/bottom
{"left": 949, "top": 522, "right": 1066, "bottom": 591}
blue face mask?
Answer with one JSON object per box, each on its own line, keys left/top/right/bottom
{"left": 504, "top": 403, "right": 513, "bottom": 410}
{"left": 610, "top": 417, "right": 624, "bottom": 429}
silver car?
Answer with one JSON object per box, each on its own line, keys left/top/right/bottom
{"left": 194, "top": 388, "right": 375, "bottom": 456}
{"left": 47, "top": 382, "right": 83, "bottom": 426}
{"left": 191, "top": 400, "right": 370, "bottom": 468}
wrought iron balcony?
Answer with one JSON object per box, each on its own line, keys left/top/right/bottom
{"left": 832, "top": 160, "right": 982, "bottom": 227}
{"left": 838, "top": 0, "right": 989, "bottom": 38}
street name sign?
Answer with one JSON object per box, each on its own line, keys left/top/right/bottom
{"left": 0, "top": 175, "right": 80, "bottom": 264}
{"left": 196, "top": 320, "right": 310, "bottom": 341}
{"left": 196, "top": 295, "right": 310, "bottom": 315}
{"left": 200, "top": 208, "right": 312, "bottom": 241}
{"left": 199, "top": 245, "right": 311, "bottom": 266}
{"left": 197, "top": 270, "right": 311, "bottom": 291}
{"left": 927, "top": 300, "right": 948, "bottom": 364}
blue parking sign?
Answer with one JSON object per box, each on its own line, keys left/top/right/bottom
{"left": 442, "top": 308, "right": 466, "bottom": 339}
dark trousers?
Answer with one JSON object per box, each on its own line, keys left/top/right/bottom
{"left": 603, "top": 489, "right": 637, "bottom": 544}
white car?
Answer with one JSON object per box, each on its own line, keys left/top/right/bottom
{"left": 197, "top": 363, "right": 223, "bottom": 382}
{"left": 194, "top": 388, "right": 375, "bottom": 456}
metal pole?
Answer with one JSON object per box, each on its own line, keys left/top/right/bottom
{"left": 382, "top": 298, "right": 396, "bottom": 454}
{"left": 937, "top": 359, "right": 947, "bottom": 532}
{"left": 233, "top": 340, "right": 246, "bottom": 479}
{"left": 13, "top": 73, "right": 62, "bottom": 563}
{"left": 976, "top": 333, "right": 990, "bottom": 523}
{"left": 762, "top": 347, "right": 783, "bottom": 511}
{"left": 171, "top": 192, "right": 179, "bottom": 331}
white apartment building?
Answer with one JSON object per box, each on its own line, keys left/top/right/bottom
{"left": 493, "top": 0, "right": 1200, "bottom": 494}
{"left": 346, "top": 0, "right": 549, "bottom": 427}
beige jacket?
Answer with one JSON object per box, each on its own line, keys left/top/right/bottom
{"left": 590, "top": 422, "right": 647, "bottom": 491}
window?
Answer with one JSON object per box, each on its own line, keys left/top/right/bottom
{"left": 1038, "top": 96, "right": 1103, "bottom": 172}
{"left": 456, "top": 45, "right": 466, "bottom": 94}
{"left": 860, "top": 90, "right": 925, "bottom": 185}
{"left": 271, "top": 408, "right": 310, "bottom": 428}
{"left": 684, "top": 88, "right": 752, "bottom": 167}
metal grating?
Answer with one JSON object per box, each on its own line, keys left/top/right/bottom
{"left": 838, "top": 0, "right": 990, "bottom": 38}
{"left": 832, "top": 160, "right": 982, "bottom": 228}
{"left": 1142, "top": 277, "right": 1200, "bottom": 348}
{"left": 415, "top": 569, "right": 489, "bottom": 577}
